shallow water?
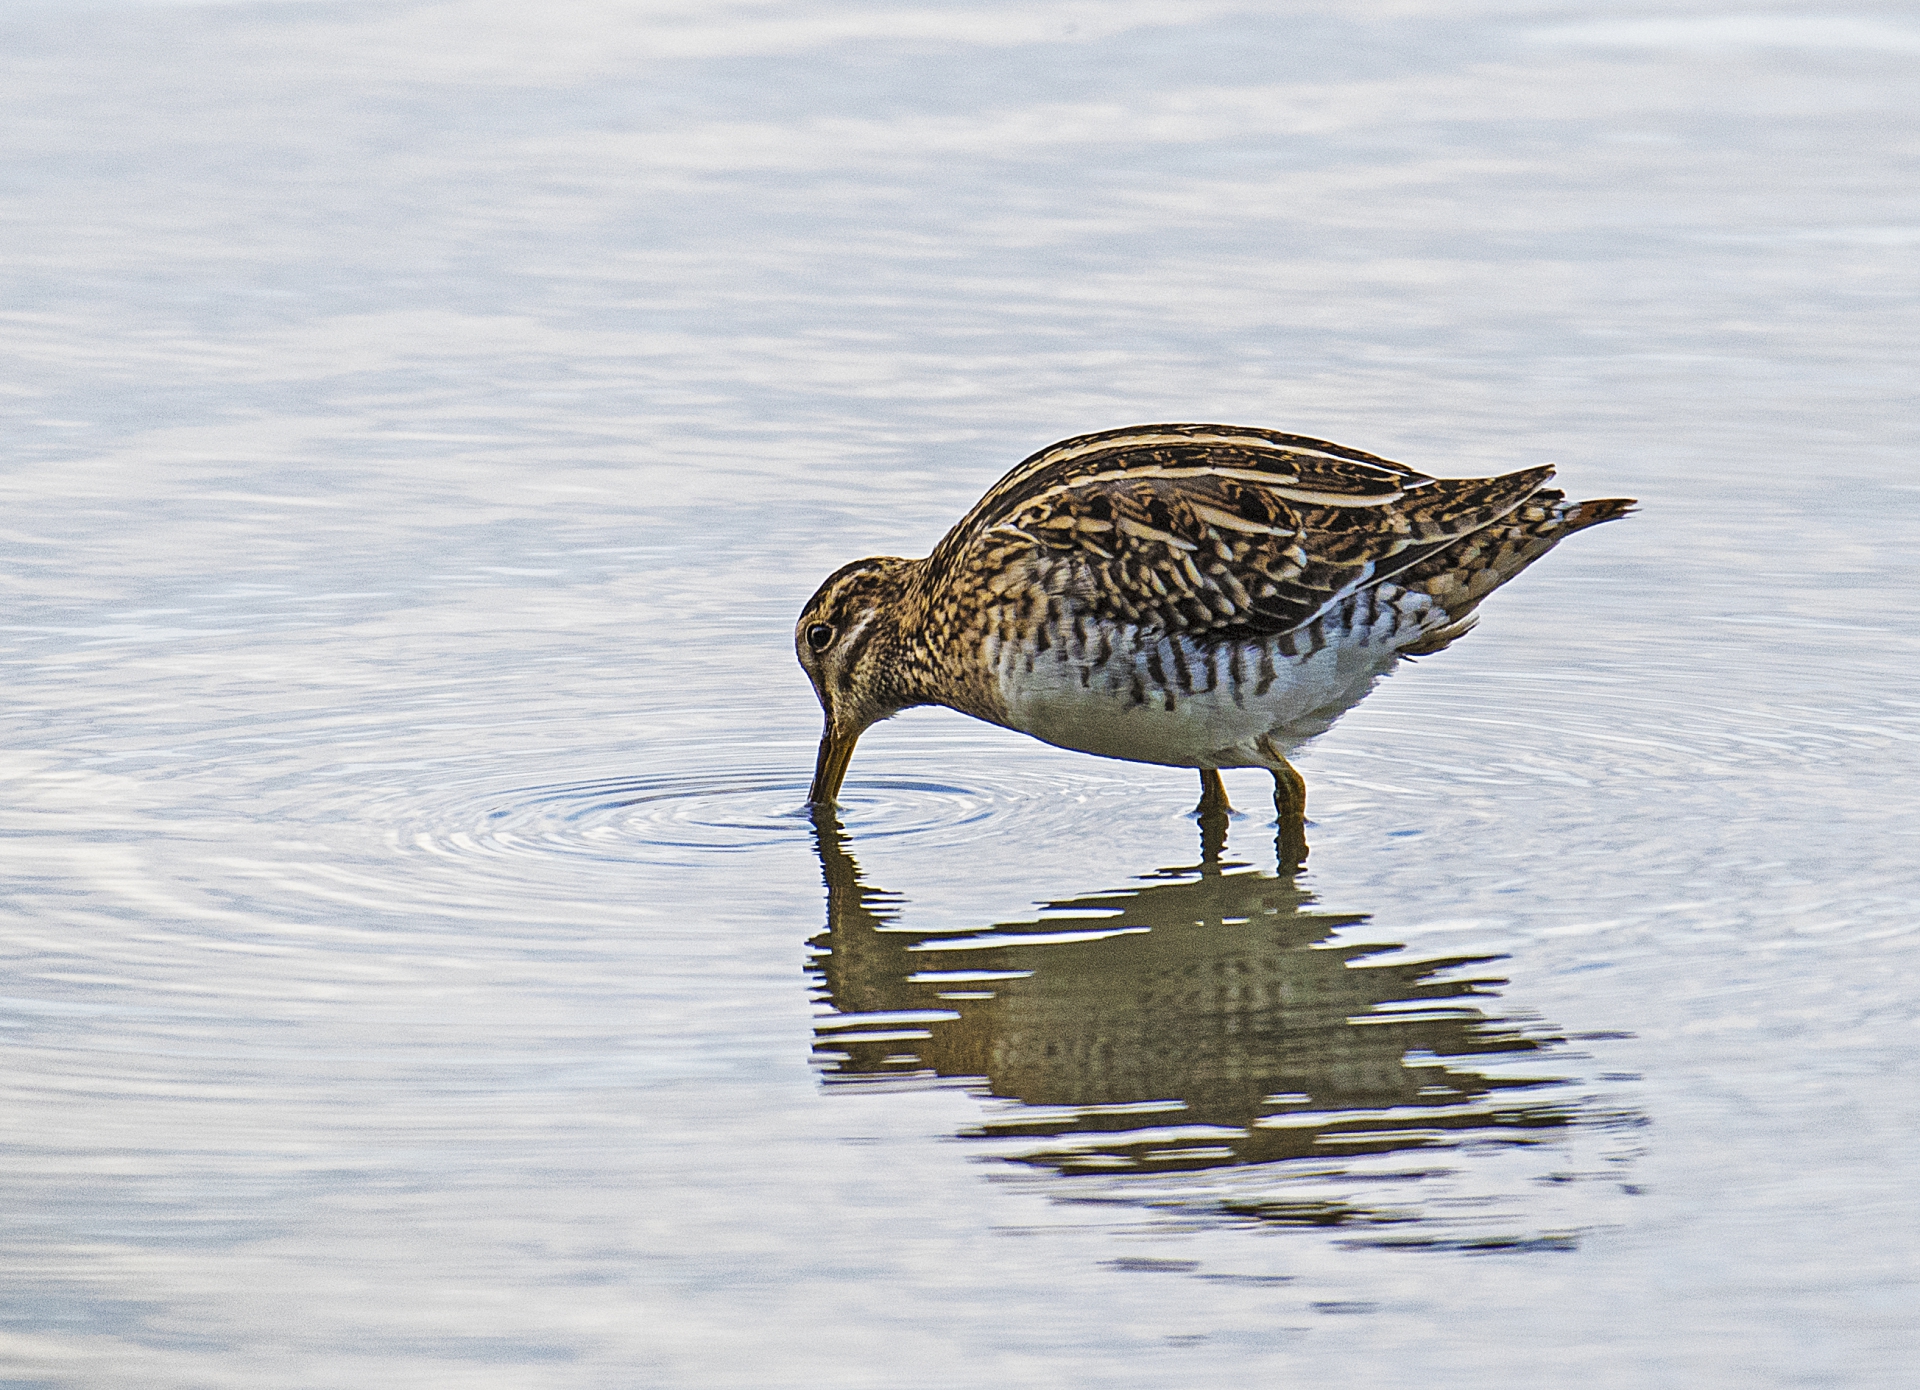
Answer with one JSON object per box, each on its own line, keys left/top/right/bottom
{"left": 4, "top": 1, "right": 1918, "bottom": 1385}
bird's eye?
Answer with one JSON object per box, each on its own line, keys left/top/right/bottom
{"left": 805, "top": 622, "right": 835, "bottom": 652}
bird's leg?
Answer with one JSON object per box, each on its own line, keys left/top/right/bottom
{"left": 1194, "top": 768, "right": 1233, "bottom": 816}
{"left": 1269, "top": 756, "right": 1309, "bottom": 874}
{"left": 1193, "top": 768, "right": 1231, "bottom": 869}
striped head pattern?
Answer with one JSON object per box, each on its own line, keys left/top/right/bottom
{"left": 795, "top": 556, "right": 919, "bottom": 805}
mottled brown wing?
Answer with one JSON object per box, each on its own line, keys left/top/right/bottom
{"left": 934, "top": 425, "right": 1556, "bottom": 637}
{"left": 935, "top": 424, "right": 1431, "bottom": 561}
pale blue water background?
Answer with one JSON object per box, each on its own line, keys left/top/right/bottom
{"left": 3, "top": 1, "right": 1918, "bottom": 1385}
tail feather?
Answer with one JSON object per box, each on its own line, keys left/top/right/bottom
{"left": 1562, "top": 496, "right": 1638, "bottom": 533}
{"left": 1394, "top": 490, "right": 1637, "bottom": 633}
{"left": 1399, "top": 612, "right": 1479, "bottom": 657}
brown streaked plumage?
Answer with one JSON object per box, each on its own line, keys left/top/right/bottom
{"left": 796, "top": 423, "right": 1634, "bottom": 868}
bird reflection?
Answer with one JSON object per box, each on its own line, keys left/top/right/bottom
{"left": 808, "top": 809, "right": 1582, "bottom": 1222}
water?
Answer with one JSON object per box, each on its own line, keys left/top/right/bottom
{"left": 4, "top": 1, "right": 1918, "bottom": 1385}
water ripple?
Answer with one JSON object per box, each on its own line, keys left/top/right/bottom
{"left": 381, "top": 765, "right": 1124, "bottom": 872}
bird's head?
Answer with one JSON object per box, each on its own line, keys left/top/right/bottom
{"left": 795, "top": 556, "right": 917, "bottom": 806}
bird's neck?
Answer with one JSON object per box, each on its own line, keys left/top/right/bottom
{"left": 881, "top": 559, "right": 1010, "bottom": 726}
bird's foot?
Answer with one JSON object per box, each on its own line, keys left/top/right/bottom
{"left": 1267, "top": 755, "right": 1310, "bottom": 876}
{"left": 1191, "top": 769, "right": 1234, "bottom": 867}
{"left": 1192, "top": 767, "right": 1233, "bottom": 818}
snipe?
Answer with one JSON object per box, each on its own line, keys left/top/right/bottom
{"left": 796, "top": 423, "right": 1633, "bottom": 868}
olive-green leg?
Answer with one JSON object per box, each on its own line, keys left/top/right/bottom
{"left": 1193, "top": 768, "right": 1232, "bottom": 867}
{"left": 1194, "top": 768, "right": 1232, "bottom": 817}
{"left": 1269, "top": 757, "right": 1309, "bottom": 874}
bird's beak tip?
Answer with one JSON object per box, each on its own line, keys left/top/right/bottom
{"left": 808, "top": 726, "right": 859, "bottom": 807}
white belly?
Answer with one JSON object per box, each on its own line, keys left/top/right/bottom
{"left": 991, "top": 589, "right": 1439, "bottom": 769}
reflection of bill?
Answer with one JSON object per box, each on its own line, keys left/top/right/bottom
{"left": 807, "top": 808, "right": 1617, "bottom": 1231}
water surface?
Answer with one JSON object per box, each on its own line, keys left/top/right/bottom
{"left": 3, "top": 1, "right": 1918, "bottom": 1385}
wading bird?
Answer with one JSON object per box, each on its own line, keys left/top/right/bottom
{"left": 796, "top": 423, "right": 1632, "bottom": 868}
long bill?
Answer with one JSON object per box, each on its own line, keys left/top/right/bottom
{"left": 807, "top": 724, "right": 860, "bottom": 806}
